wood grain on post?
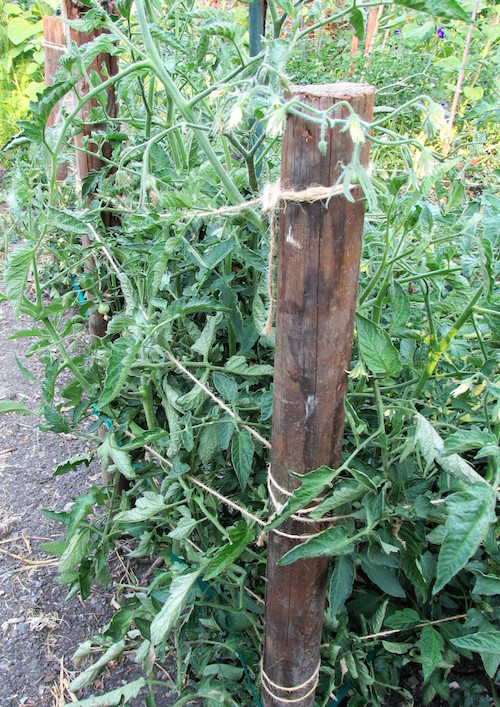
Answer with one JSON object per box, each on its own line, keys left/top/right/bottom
{"left": 262, "top": 82, "right": 374, "bottom": 707}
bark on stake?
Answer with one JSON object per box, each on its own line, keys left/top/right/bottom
{"left": 262, "top": 82, "right": 374, "bottom": 707}
{"left": 62, "top": 0, "right": 119, "bottom": 342}
{"left": 62, "top": 1, "right": 124, "bottom": 491}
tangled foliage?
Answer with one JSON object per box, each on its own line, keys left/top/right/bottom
{"left": 1, "top": 0, "right": 499, "bottom": 704}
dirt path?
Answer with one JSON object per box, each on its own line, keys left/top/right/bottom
{"left": 0, "top": 300, "right": 174, "bottom": 705}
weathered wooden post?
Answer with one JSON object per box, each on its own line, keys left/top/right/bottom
{"left": 262, "top": 83, "right": 374, "bottom": 706}
{"left": 62, "top": 0, "right": 119, "bottom": 341}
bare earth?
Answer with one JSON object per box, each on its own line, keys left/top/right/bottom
{"left": 0, "top": 299, "right": 175, "bottom": 706}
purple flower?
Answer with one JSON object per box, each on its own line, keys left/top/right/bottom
{"left": 394, "top": 29, "right": 401, "bottom": 35}
{"left": 437, "top": 27, "right": 445, "bottom": 39}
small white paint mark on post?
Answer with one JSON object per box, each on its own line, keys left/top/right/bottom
{"left": 286, "top": 226, "right": 301, "bottom": 250}
{"left": 305, "top": 394, "right": 316, "bottom": 420}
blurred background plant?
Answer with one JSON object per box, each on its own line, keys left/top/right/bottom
{"left": 0, "top": 0, "right": 60, "bottom": 145}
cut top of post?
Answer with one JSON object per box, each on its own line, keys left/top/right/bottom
{"left": 289, "top": 82, "right": 375, "bottom": 100}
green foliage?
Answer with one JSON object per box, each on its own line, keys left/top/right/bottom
{"left": 0, "top": 0, "right": 56, "bottom": 144}
{"left": 1, "top": 0, "right": 499, "bottom": 704}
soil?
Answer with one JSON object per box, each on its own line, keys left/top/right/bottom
{"left": 0, "top": 299, "right": 175, "bottom": 706}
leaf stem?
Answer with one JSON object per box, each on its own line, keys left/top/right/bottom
{"left": 413, "top": 288, "right": 483, "bottom": 399}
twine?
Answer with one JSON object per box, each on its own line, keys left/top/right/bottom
{"left": 160, "top": 174, "right": 368, "bottom": 336}
{"left": 261, "top": 659, "right": 321, "bottom": 703}
{"left": 42, "top": 40, "right": 67, "bottom": 51}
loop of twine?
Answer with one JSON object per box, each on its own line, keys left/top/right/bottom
{"left": 266, "top": 472, "right": 333, "bottom": 540}
{"left": 261, "top": 659, "right": 321, "bottom": 703}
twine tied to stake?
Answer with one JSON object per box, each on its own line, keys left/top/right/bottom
{"left": 261, "top": 658, "right": 321, "bottom": 703}
{"left": 260, "top": 176, "right": 366, "bottom": 336}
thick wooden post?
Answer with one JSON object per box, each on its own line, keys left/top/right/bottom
{"left": 262, "top": 83, "right": 374, "bottom": 706}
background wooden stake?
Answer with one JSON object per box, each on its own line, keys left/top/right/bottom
{"left": 62, "top": 0, "right": 119, "bottom": 342}
{"left": 43, "top": 16, "right": 68, "bottom": 181}
{"left": 262, "top": 82, "right": 374, "bottom": 706}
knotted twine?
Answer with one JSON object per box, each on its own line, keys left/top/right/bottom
{"left": 183, "top": 177, "right": 364, "bottom": 336}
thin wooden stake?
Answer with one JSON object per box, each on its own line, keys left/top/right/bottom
{"left": 62, "top": 0, "right": 119, "bottom": 342}
{"left": 443, "top": 0, "right": 480, "bottom": 156}
{"left": 262, "top": 82, "right": 374, "bottom": 706}
{"left": 62, "top": 0, "right": 123, "bottom": 490}
{"left": 43, "top": 15, "right": 68, "bottom": 180}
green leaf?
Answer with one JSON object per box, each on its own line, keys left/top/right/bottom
{"left": 463, "top": 85, "right": 484, "bottom": 101}
{"left": 31, "top": 78, "right": 78, "bottom": 132}
{"left": 42, "top": 405, "right": 70, "bottom": 433}
{"left": 329, "top": 554, "right": 355, "bottom": 615}
{"left": 115, "top": 492, "right": 167, "bottom": 522}
{"left": 381, "top": 640, "right": 413, "bottom": 654}
{"left": 311, "top": 479, "right": 364, "bottom": 519}
{"left": 4, "top": 243, "right": 35, "bottom": 316}
{"left": 390, "top": 282, "right": 411, "bottom": 334}
{"left": 47, "top": 207, "right": 91, "bottom": 235}
{"left": 225, "top": 355, "right": 274, "bottom": 378}
{"left": 434, "top": 484, "right": 496, "bottom": 594}
{"left": 349, "top": 6, "right": 364, "bottom": 39}
{"left": 443, "top": 426, "right": 497, "bottom": 455}
{"left": 198, "top": 424, "right": 219, "bottom": 466}
{"left": 168, "top": 516, "right": 198, "bottom": 540}
{"left": 67, "top": 492, "right": 95, "bottom": 539}
{"left": 0, "top": 400, "right": 33, "bottom": 416}
{"left": 7, "top": 16, "right": 43, "bottom": 45}
{"left": 69, "top": 641, "right": 127, "bottom": 692}
{"left": 98, "top": 433, "right": 135, "bottom": 479}
{"left": 356, "top": 314, "right": 401, "bottom": 377}
{"left": 59, "top": 527, "right": 91, "bottom": 576}
{"left": 385, "top": 608, "right": 420, "bottom": 630}
{"left": 231, "top": 429, "right": 254, "bottom": 490}
{"left": 278, "top": 526, "right": 360, "bottom": 566}
{"left": 472, "top": 571, "right": 500, "bottom": 596}
{"left": 213, "top": 373, "right": 238, "bottom": 404}
{"left": 98, "top": 337, "right": 139, "bottom": 408}
{"left": 150, "top": 570, "right": 201, "bottom": 645}
{"left": 479, "top": 236, "right": 494, "bottom": 301}
{"left": 267, "top": 465, "right": 342, "bottom": 530}
{"left": 191, "top": 313, "right": 222, "bottom": 360}
{"left": 361, "top": 560, "right": 405, "bottom": 598}
{"left": 393, "top": 0, "right": 470, "bottom": 23}
{"left": 450, "top": 630, "right": 500, "bottom": 654}
{"left": 14, "top": 355, "right": 35, "bottom": 382}
{"left": 414, "top": 414, "right": 487, "bottom": 486}
{"left": 204, "top": 522, "right": 255, "bottom": 581}
{"left": 419, "top": 626, "right": 444, "bottom": 682}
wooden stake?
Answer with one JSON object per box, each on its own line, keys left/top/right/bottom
{"left": 43, "top": 16, "right": 68, "bottom": 181}
{"left": 262, "top": 82, "right": 374, "bottom": 706}
{"left": 62, "top": 0, "right": 119, "bottom": 342}
{"left": 43, "top": 16, "right": 66, "bottom": 128}
{"left": 62, "top": 1, "right": 123, "bottom": 490}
